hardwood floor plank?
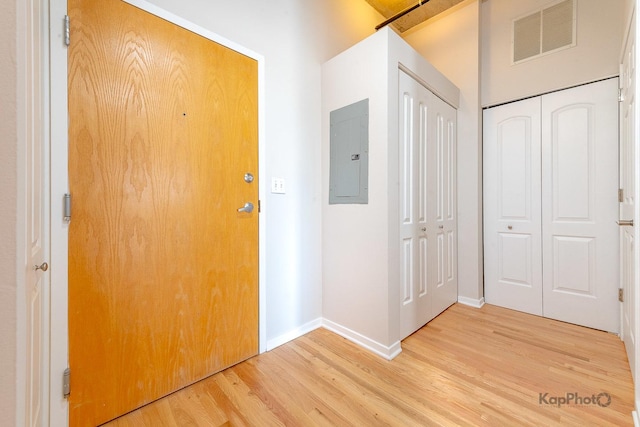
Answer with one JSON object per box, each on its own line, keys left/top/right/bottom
{"left": 255, "top": 351, "right": 358, "bottom": 425}
{"left": 103, "top": 304, "right": 634, "bottom": 426}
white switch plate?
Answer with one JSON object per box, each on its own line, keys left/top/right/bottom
{"left": 271, "top": 177, "right": 286, "bottom": 194}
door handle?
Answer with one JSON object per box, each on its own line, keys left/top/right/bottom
{"left": 34, "top": 262, "right": 49, "bottom": 272}
{"left": 237, "top": 202, "right": 254, "bottom": 213}
{"left": 617, "top": 219, "right": 634, "bottom": 227}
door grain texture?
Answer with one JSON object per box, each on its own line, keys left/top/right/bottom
{"left": 68, "top": 0, "right": 259, "bottom": 425}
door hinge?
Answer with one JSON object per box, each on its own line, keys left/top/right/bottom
{"left": 619, "top": 88, "right": 625, "bottom": 103}
{"left": 64, "top": 15, "right": 70, "bottom": 47}
{"left": 64, "top": 193, "right": 72, "bottom": 222}
{"left": 258, "top": 199, "right": 261, "bottom": 213}
{"left": 619, "top": 288, "right": 624, "bottom": 303}
{"left": 63, "top": 368, "right": 71, "bottom": 398}
{"left": 619, "top": 188, "right": 624, "bottom": 203}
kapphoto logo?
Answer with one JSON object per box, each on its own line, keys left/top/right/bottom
{"left": 539, "top": 392, "right": 612, "bottom": 408}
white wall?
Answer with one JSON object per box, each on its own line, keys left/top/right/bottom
{"left": 142, "top": 0, "right": 383, "bottom": 345}
{"left": 403, "top": 0, "right": 484, "bottom": 304}
{"left": 322, "top": 31, "right": 393, "bottom": 351}
{"left": 402, "top": 0, "right": 624, "bottom": 304}
{"left": 482, "top": 0, "right": 624, "bottom": 107}
{"left": 1, "top": 0, "right": 18, "bottom": 424}
{"left": 322, "top": 28, "right": 459, "bottom": 357}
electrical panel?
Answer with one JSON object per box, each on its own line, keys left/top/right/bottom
{"left": 329, "top": 99, "right": 369, "bottom": 204}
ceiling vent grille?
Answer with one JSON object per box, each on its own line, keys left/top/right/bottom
{"left": 512, "top": 0, "right": 576, "bottom": 64}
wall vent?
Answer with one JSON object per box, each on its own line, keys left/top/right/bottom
{"left": 512, "top": 0, "right": 576, "bottom": 64}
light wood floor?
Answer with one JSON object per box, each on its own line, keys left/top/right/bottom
{"left": 104, "top": 304, "right": 634, "bottom": 426}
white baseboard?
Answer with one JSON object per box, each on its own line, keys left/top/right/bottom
{"left": 633, "top": 410, "right": 639, "bottom": 427}
{"left": 265, "top": 317, "right": 323, "bottom": 351}
{"left": 322, "top": 319, "right": 402, "bottom": 360}
{"left": 457, "top": 296, "right": 485, "bottom": 308}
{"left": 264, "top": 317, "right": 403, "bottom": 361}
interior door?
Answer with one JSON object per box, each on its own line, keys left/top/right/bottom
{"left": 620, "top": 12, "right": 636, "bottom": 379}
{"left": 399, "top": 70, "right": 457, "bottom": 339}
{"left": 25, "top": 0, "right": 47, "bottom": 421}
{"left": 68, "top": 0, "right": 259, "bottom": 425}
{"left": 483, "top": 98, "right": 543, "bottom": 315}
{"left": 431, "top": 95, "right": 457, "bottom": 316}
{"left": 399, "top": 70, "right": 432, "bottom": 338}
{"left": 26, "top": 86, "right": 46, "bottom": 427}
{"left": 541, "top": 78, "right": 619, "bottom": 333}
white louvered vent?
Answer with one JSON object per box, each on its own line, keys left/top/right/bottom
{"left": 513, "top": 0, "right": 575, "bottom": 64}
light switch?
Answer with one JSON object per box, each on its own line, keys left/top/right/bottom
{"left": 271, "top": 177, "right": 286, "bottom": 194}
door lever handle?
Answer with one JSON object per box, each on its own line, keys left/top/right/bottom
{"left": 34, "top": 262, "right": 49, "bottom": 272}
{"left": 617, "top": 219, "right": 634, "bottom": 227}
{"left": 237, "top": 202, "right": 254, "bottom": 213}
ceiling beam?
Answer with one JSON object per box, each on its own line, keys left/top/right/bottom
{"left": 375, "top": 0, "right": 430, "bottom": 31}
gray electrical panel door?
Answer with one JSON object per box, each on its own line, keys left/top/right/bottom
{"left": 329, "top": 99, "right": 369, "bottom": 204}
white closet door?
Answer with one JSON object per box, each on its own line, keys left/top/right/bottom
{"left": 399, "top": 70, "right": 458, "bottom": 339}
{"left": 541, "top": 78, "right": 619, "bottom": 333}
{"left": 432, "top": 95, "right": 458, "bottom": 316}
{"left": 399, "top": 70, "right": 433, "bottom": 338}
{"left": 483, "top": 98, "right": 543, "bottom": 315}
{"left": 620, "top": 19, "right": 636, "bottom": 378}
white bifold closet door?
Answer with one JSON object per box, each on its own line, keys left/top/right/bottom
{"left": 484, "top": 78, "right": 619, "bottom": 333}
{"left": 483, "top": 97, "right": 543, "bottom": 315}
{"left": 399, "top": 70, "right": 457, "bottom": 339}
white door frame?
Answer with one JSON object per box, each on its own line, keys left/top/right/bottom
{"left": 632, "top": 1, "right": 640, "bottom": 423}
{"left": 47, "top": 1, "right": 267, "bottom": 425}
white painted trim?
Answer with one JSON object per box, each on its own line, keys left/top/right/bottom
{"left": 122, "top": 0, "right": 260, "bottom": 60}
{"left": 322, "top": 319, "right": 403, "bottom": 360}
{"left": 49, "top": 1, "right": 69, "bottom": 426}
{"left": 123, "top": 0, "right": 268, "bottom": 357}
{"left": 266, "top": 319, "right": 404, "bottom": 361}
{"left": 457, "top": 296, "right": 485, "bottom": 308}
{"left": 266, "top": 318, "right": 323, "bottom": 351}
{"left": 633, "top": 410, "right": 640, "bottom": 427}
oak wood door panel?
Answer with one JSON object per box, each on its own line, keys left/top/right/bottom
{"left": 68, "top": 1, "right": 259, "bottom": 425}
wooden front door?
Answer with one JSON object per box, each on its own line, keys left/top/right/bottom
{"left": 68, "top": 1, "right": 259, "bottom": 425}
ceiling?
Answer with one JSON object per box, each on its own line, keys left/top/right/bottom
{"left": 365, "top": 0, "right": 466, "bottom": 33}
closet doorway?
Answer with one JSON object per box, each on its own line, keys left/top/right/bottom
{"left": 483, "top": 78, "right": 619, "bottom": 333}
